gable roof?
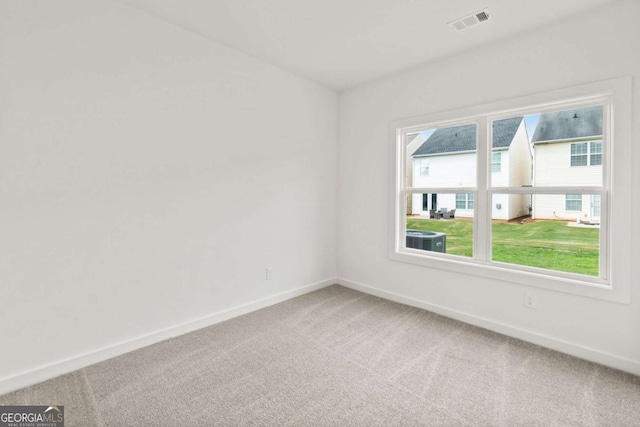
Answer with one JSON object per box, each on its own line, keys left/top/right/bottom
{"left": 413, "top": 117, "right": 523, "bottom": 157}
{"left": 531, "top": 105, "right": 602, "bottom": 144}
{"left": 492, "top": 117, "right": 524, "bottom": 149}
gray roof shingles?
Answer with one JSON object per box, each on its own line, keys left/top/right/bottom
{"left": 531, "top": 105, "right": 602, "bottom": 143}
{"left": 413, "top": 117, "right": 523, "bottom": 157}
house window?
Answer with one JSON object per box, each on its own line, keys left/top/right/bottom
{"left": 420, "top": 166, "right": 429, "bottom": 176}
{"left": 492, "top": 152, "right": 501, "bottom": 172}
{"left": 456, "top": 193, "right": 474, "bottom": 209}
{"left": 570, "top": 143, "right": 588, "bottom": 166}
{"left": 590, "top": 142, "right": 602, "bottom": 166}
{"left": 591, "top": 194, "right": 601, "bottom": 219}
{"left": 571, "top": 142, "right": 602, "bottom": 166}
{"left": 565, "top": 194, "right": 582, "bottom": 211}
{"left": 393, "top": 77, "right": 633, "bottom": 302}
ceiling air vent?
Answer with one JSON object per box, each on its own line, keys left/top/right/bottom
{"left": 448, "top": 8, "right": 491, "bottom": 31}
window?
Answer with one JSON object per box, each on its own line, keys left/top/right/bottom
{"left": 492, "top": 152, "right": 501, "bottom": 173}
{"left": 591, "top": 194, "right": 601, "bottom": 219}
{"left": 571, "top": 142, "right": 602, "bottom": 166}
{"left": 456, "top": 193, "right": 474, "bottom": 209}
{"left": 392, "top": 77, "right": 633, "bottom": 303}
{"left": 590, "top": 142, "right": 602, "bottom": 166}
{"left": 570, "top": 143, "right": 588, "bottom": 166}
{"left": 565, "top": 194, "right": 582, "bottom": 211}
{"left": 420, "top": 166, "right": 429, "bottom": 176}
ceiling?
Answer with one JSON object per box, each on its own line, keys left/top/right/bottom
{"left": 115, "top": 0, "right": 619, "bottom": 91}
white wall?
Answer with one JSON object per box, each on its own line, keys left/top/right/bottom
{"left": 0, "top": 0, "right": 337, "bottom": 387}
{"left": 338, "top": 0, "right": 640, "bottom": 373}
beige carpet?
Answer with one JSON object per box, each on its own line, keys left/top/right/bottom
{"left": 2, "top": 285, "right": 639, "bottom": 426}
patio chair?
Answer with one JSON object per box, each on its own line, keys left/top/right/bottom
{"left": 443, "top": 209, "right": 456, "bottom": 219}
{"left": 429, "top": 209, "right": 437, "bottom": 219}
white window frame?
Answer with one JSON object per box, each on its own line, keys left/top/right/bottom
{"left": 389, "top": 77, "right": 632, "bottom": 304}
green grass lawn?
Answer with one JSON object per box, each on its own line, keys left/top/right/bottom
{"left": 406, "top": 218, "right": 599, "bottom": 276}
{"left": 407, "top": 218, "right": 474, "bottom": 257}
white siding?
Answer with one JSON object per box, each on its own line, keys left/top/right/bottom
{"left": 533, "top": 139, "right": 602, "bottom": 220}
{"left": 534, "top": 140, "right": 602, "bottom": 186}
{"left": 413, "top": 152, "right": 476, "bottom": 188}
{"left": 533, "top": 194, "right": 599, "bottom": 222}
{"left": 405, "top": 134, "right": 426, "bottom": 213}
{"left": 506, "top": 120, "right": 533, "bottom": 219}
{"left": 491, "top": 151, "right": 510, "bottom": 219}
{"left": 412, "top": 152, "right": 475, "bottom": 217}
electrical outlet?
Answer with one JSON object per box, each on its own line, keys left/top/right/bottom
{"left": 265, "top": 267, "right": 273, "bottom": 280}
{"left": 524, "top": 291, "right": 537, "bottom": 309}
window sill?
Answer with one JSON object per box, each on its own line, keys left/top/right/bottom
{"left": 389, "top": 249, "right": 628, "bottom": 303}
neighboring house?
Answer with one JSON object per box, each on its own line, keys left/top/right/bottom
{"left": 405, "top": 133, "right": 426, "bottom": 214}
{"left": 531, "top": 105, "right": 603, "bottom": 223}
{"left": 411, "top": 117, "right": 531, "bottom": 220}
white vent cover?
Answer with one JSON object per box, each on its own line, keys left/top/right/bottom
{"left": 448, "top": 8, "right": 491, "bottom": 31}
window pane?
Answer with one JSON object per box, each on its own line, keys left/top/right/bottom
{"left": 455, "top": 193, "right": 474, "bottom": 209}
{"left": 565, "top": 194, "right": 583, "bottom": 211}
{"left": 492, "top": 152, "right": 502, "bottom": 173}
{"left": 570, "top": 142, "right": 588, "bottom": 167}
{"left": 571, "top": 155, "right": 588, "bottom": 167}
{"left": 571, "top": 143, "right": 587, "bottom": 155}
{"left": 533, "top": 105, "right": 603, "bottom": 185}
{"left": 590, "top": 142, "right": 602, "bottom": 166}
{"left": 492, "top": 193, "right": 600, "bottom": 277}
{"left": 591, "top": 194, "right": 601, "bottom": 218}
{"left": 406, "top": 124, "right": 477, "bottom": 189}
{"left": 406, "top": 192, "right": 473, "bottom": 258}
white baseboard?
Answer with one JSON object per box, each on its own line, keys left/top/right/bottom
{"left": 0, "top": 278, "right": 336, "bottom": 396}
{"left": 337, "top": 277, "right": 640, "bottom": 377}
